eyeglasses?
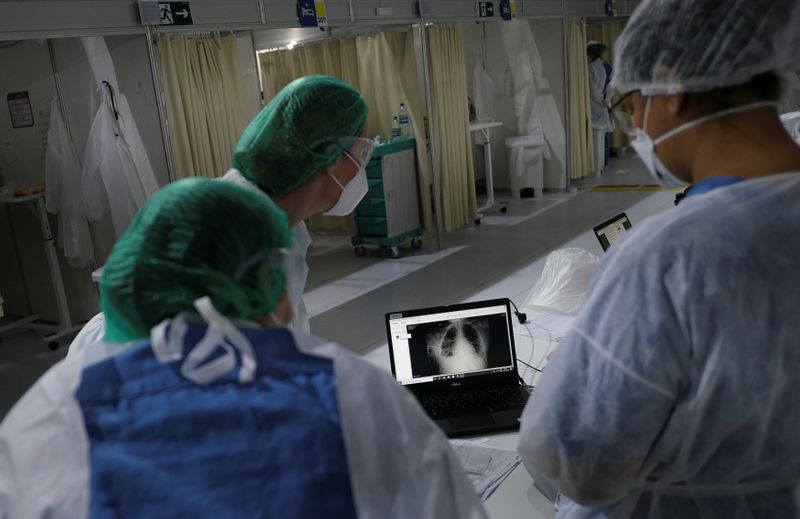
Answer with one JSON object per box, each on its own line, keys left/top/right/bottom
{"left": 234, "top": 248, "right": 291, "bottom": 281}
{"left": 344, "top": 136, "right": 376, "bottom": 167}
{"left": 609, "top": 91, "right": 637, "bottom": 136}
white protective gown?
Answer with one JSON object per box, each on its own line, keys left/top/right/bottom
{"left": 0, "top": 314, "right": 486, "bottom": 519}
{"left": 588, "top": 58, "right": 612, "bottom": 132}
{"left": 45, "top": 96, "right": 95, "bottom": 268}
{"left": 220, "top": 168, "right": 311, "bottom": 333}
{"left": 519, "top": 172, "right": 800, "bottom": 518}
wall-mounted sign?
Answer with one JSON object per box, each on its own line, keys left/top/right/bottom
{"left": 158, "top": 2, "right": 193, "bottom": 25}
{"left": 419, "top": 0, "right": 433, "bottom": 17}
{"left": 7, "top": 92, "right": 34, "bottom": 129}
{"left": 297, "top": 1, "right": 328, "bottom": 27}
{"left": 500, "top": 0, "right": 517, "bottom": 20}
{"left": 478, "top": 2, "right": 495, "bottom": 17}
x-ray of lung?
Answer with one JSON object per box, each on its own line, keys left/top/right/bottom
{"left": 407, "top": 314, "right": 512, "bottom": 378}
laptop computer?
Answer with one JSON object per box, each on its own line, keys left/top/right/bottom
{"left": 593, "top": 212, "right": 632, "bottom": 251}
{"left": 385, "top": 298, "right": 530, "bottom": 437}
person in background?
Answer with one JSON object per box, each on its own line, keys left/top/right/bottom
{"left": 521, "top": 0, "right": 800, "bottom": 517}
{"left": 67, "top": 75, "right": 372, "bottom": 357}
{"left": 0, "top": 178, "right": 485, "bottom": 519}
{"left": 587, "top": 41, "right": 613, "bottom": 176}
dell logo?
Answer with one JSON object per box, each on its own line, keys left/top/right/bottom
{"left": 451, "top": 382, "right": 461, "bottom": 387}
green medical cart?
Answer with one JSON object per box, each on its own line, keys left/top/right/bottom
{"left": 351, "top": 138, "right": 422, "bottom": 258}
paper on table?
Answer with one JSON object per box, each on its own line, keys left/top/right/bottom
{"left": 450, "top": 439, "right": 522, "bottom": 501}
{"left": 513, "top": 308, "right": 575, "bottom": 342}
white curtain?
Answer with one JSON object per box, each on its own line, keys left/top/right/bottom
{"left": 258, "top": 31, "right": 434, "bottom": 231}
{"left": 427, "top": 24, "right": 476, "bottom": 231}
{"left": 157, "top": 35, "right": 248, "bottom": 180}
{"left": 566, "top": 19, "right": 594, "bottom": 180}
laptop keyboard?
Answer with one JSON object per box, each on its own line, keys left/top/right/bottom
{"left": 420, "top": 385, "right": 527, "bottom": 418}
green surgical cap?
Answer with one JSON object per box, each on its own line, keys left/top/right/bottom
{"left": 232, "top": 75, "right": 368, "bottom": 194}
{"left": 101, "top": 177, "right": 292, "bottom": 344}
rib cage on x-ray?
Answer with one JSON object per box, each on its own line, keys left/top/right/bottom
{"left": 426, "top": 318, "right": 489, "bottom": 374}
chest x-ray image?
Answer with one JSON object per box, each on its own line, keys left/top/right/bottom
{"left": 407, "top": 315, "right": 513, "bottom": 378}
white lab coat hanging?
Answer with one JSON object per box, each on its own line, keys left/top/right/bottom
{"left": 81, "top": 85, "right": 150, "bottom": 237}
{"left": 45, "top": 96, "right": 95, "bottom": 267}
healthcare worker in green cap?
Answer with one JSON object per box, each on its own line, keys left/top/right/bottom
{"left": 67, "top": 75, "right": 372, "bottom": 357}
{"left": 223, "top": 74, "right": 374, "bottom": 333}
{"left": 0, "top": 178, "right": 486, "bottom": 519}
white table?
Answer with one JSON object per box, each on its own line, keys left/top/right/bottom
{"left": 0, "top": 193, "right": 82, "bottom": 347}
{"left": 469, "top": 121, "right": 505, "bottom": 222}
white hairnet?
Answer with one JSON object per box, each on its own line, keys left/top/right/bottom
{"left": 610, "top": 0, "right": 800, "bottom": 95}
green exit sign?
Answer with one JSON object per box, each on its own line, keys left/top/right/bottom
{"left": 159, "top": 2, "right": 193, "bottom": 25}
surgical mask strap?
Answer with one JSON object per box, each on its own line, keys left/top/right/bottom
{"left": 190, "top": 296, "right": 257, "bottom": 384}
{"left": 269, "top": 311, "right": 284, "bottom": 327}
{"left": 649, "top": 99, "right": 780, "bottom": 146}
{"left": 327, "top": 151, "right": 362, "bottom": 190}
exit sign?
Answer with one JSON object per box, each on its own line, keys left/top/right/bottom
{"left": 478, "top": 2, "right": 494, "bottom": 17}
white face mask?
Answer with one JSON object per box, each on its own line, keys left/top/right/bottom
{"left": 631, "top": 97, "right": 779, "bottom": 187}
{"left": 323, "top": 152, "right": 369, "bottom": 216}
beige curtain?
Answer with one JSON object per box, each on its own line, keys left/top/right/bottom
{"left": 354, "top": 32, "right": 433, "bottom": 229}
{"left": 566, "top": 19, "right": 594, "bottom": 180}
{"left": 427, "top": 24, "right": 476, "bottom": 232}
{"left": 587, "top": 19, "right": 629, "bottom": 148}
{"left": 258, "top": 31, "right": 434, "bottom": 231}
{"left": 157, "top": 35, "right": 248, "bottom": 180}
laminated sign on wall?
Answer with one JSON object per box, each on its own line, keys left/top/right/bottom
{"left": 298, "top": 1, "right": 328, "bottom": 27}
{"left": 7, "top": 92, "right": 34, "bottom": 129}
{"left": 500, "top": 0, "right": 517, "bottom": 20}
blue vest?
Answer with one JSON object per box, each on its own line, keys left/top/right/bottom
{"left": 75, "top": 325, "right": 357, "bottom": 518}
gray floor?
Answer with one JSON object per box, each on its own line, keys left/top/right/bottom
{"left": 0, "top": 155, "right": 657, "bottom": 420}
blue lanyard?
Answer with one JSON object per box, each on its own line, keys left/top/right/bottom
{"left": 686, "top": 176, "right": 743, "bottom": 198}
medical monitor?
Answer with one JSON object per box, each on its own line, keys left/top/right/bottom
{"left": 593, "top": 212, "right": 632, "bottom": 251}
{"left": 385, "top": 299, "right": 517, "bottom": 388}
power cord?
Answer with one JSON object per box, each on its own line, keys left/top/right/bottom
{"left": 516, "top": 358, "right": 543, "bottom": 373}
{"left": 509, "top": 299, "right": 527, "bottom": 324}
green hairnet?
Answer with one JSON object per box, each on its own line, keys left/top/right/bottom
{"left": 101, "top": 177, "right": 292, "bottom": 344}
{"left": 232, "top": 75, "right": 368, "bottom": 194}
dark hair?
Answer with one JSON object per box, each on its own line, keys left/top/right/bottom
{"left": 685, "top": 71, "right": 782, "bottom": 113}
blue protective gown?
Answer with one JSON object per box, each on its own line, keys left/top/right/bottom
{"left": 520, "top": 172, "right": 800, "bottom": 518}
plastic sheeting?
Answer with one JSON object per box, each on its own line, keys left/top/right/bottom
{"left": 471, "top": 58, "right": 496, "bottom": 148}
{"left": 522, "top": 248, "right": 599, "bottom": 316}
{"left": 45, "top": 96, "right": 95, "bottom": 267}
{"left": 500, "top": 22, "right": 565, "bottom": 177}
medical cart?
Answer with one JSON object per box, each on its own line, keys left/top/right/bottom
{"left": 352, "top": 138, "right": 422, "bottom": 258}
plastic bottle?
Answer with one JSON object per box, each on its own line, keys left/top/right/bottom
{"left": 399, "top": 102, "right": 412, "bottom": 139}
{"left": 391, "top": 116, "right": 401, "bottom": 141}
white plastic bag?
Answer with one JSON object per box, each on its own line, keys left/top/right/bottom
{"left": 522, "top": 248, "right": 600, "bottom": 316}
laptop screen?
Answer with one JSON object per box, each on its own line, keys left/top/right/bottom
{"left": 386, "top": 300, "right": 516, "bottom": 386}
{"left": 593, "top": 212, "right": 632, "bottom": 251}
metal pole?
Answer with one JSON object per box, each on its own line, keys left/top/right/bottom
{"left": 248, "top": 30, "right": 265, "bottom": 109}
{"left": 46, "top": 40, "right": 76, "bottom": 151}
{"left": 419, "top": 21, "right": 443, "bottom": 251}
{"left": 561, "top": 0, "right": 573, "bottom": 191}
{"left": 146, "top": 25, "right": 177, "bottom": 183}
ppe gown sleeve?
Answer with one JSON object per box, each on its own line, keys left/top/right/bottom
{"left": 518, "top": 246, "right": 689, "bottom": 506}
{"left": 0, "top": 360, "right": 90, "bottom": 518}
{"left": 331, "top": 347, "right": 488, "bottom": 519}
